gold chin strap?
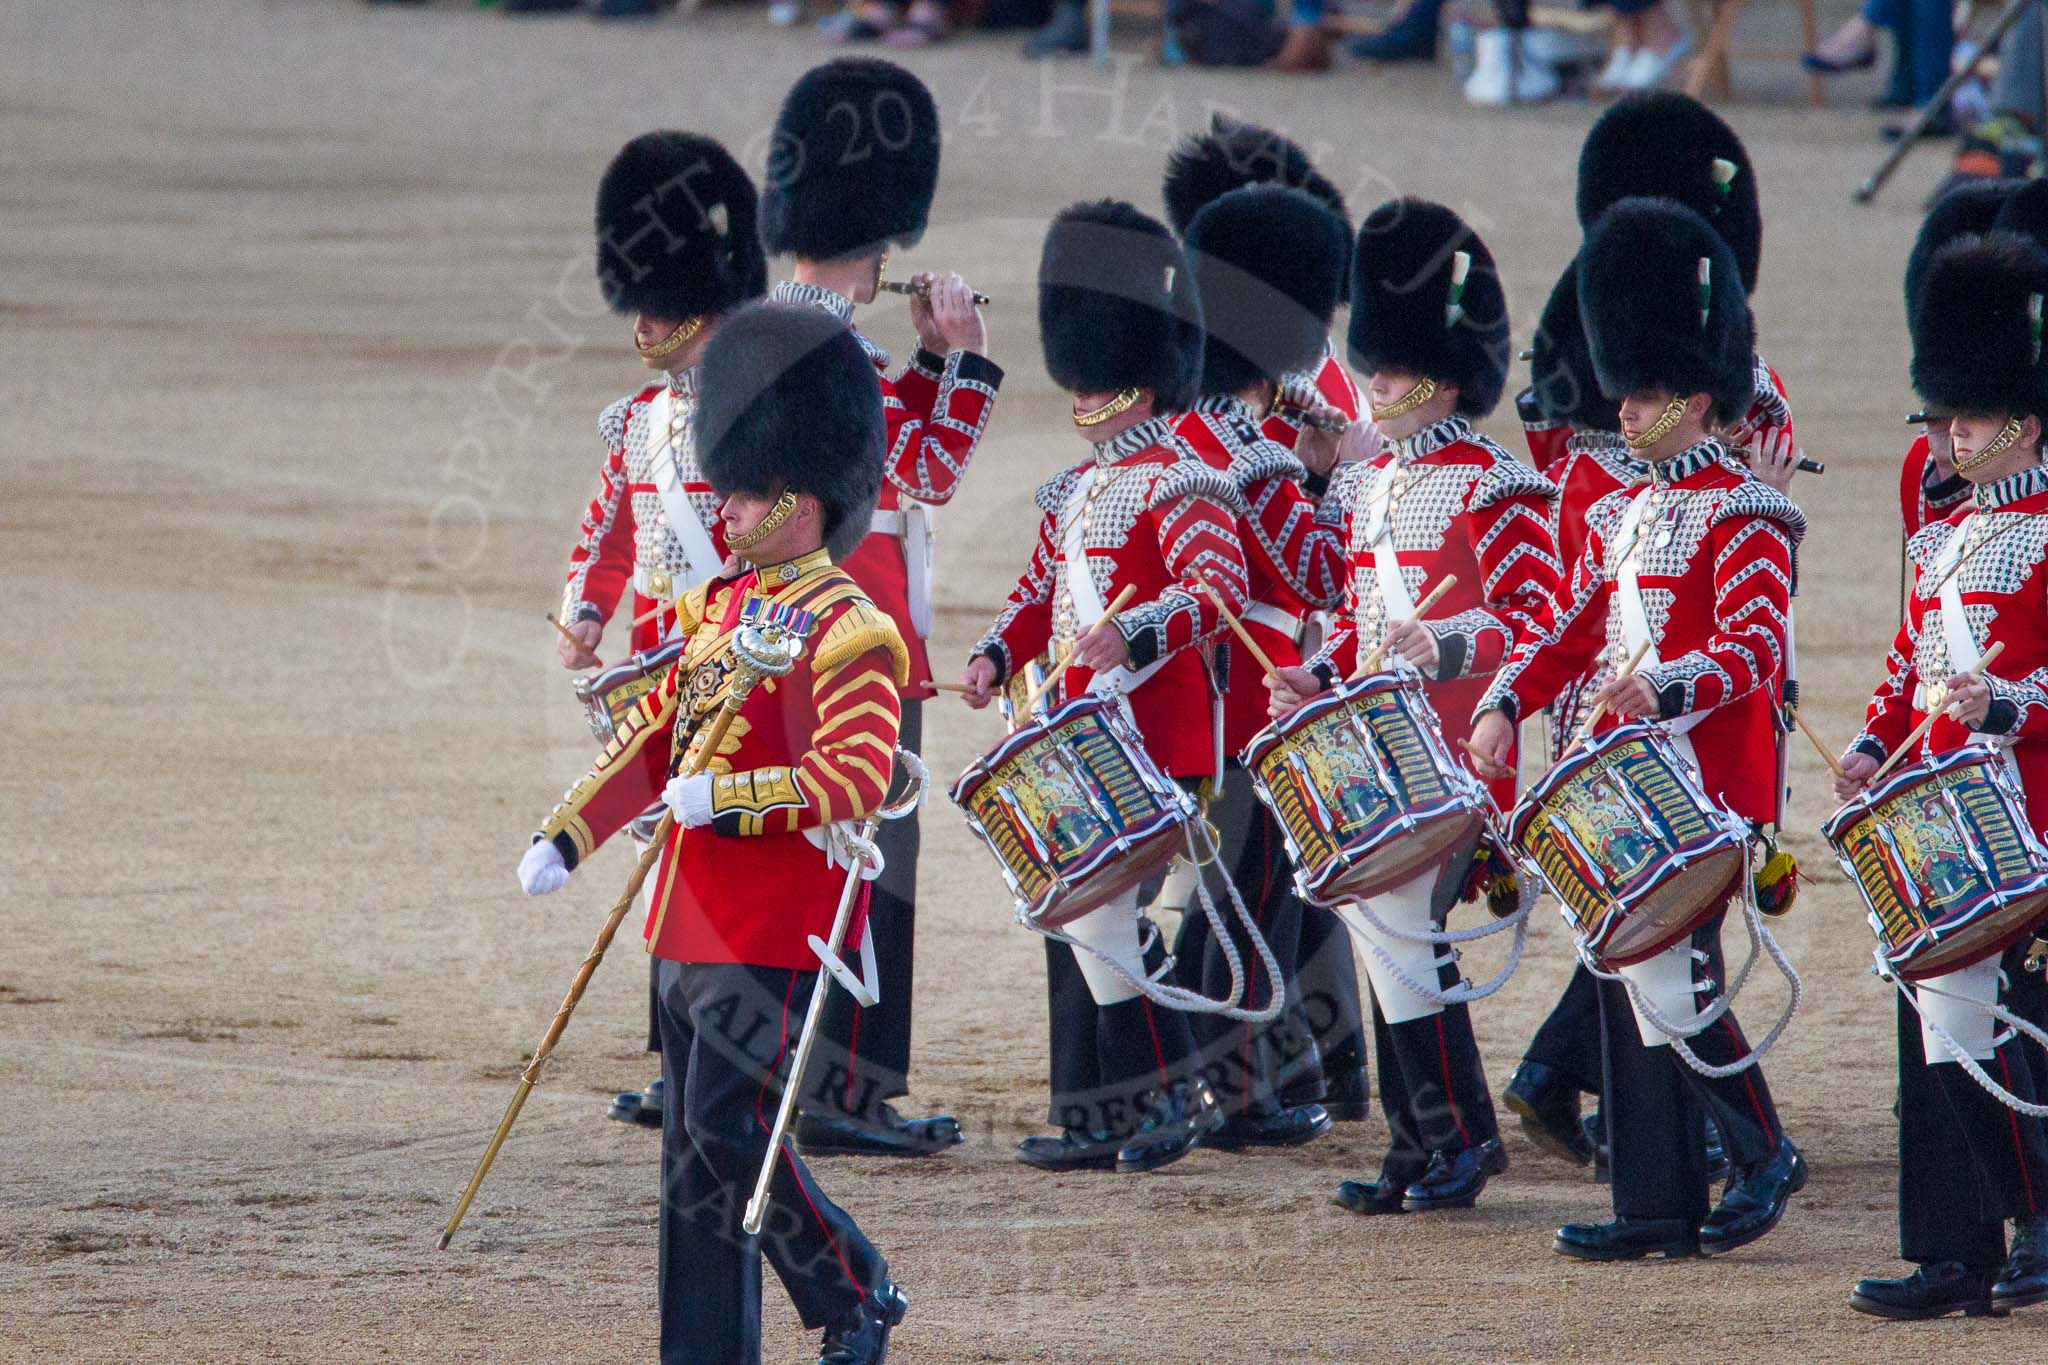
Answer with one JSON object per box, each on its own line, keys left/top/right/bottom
{"left": 725, "top": 490, "right": 800, "bottom": 554}
{"left": 1956, "top": 416, "right": 2025, "bottom": 473}
{"left": 1626, "top": 396, "right": 1690, "bottom": 451}
{"left": 638, "top": 314, "right": 706, "bottom": 361}
{"left": 1369, "top": 376, "right": 1438, "bottom": 424}
{"left": 874, "top": 249, "right": 890, "bottom": 297}
{"left": 1075, "top": 388, "right": 1141, "bottom": 427}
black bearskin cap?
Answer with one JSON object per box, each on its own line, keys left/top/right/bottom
{"left": 1347, "top": 198, "right": 1510, "bottom": 417}
{"left": 1579, "top": 197, "right": 1755, "bottom": 421}
{"left": 758, "top": 58, "right": 941, "bottom": 262}
{"left": 1038, "top": 199, "right": 1204, "bottom": 413}
{"left": 1162, "top": 114, "right": 1350, "bottom": 235}
{"left": 1576, "top": 93, "right": 1762, "bottom": 295}
{"left": 1184, "top": 185, "right": 1348, "bottom": 396}
{"left": 694, "top": 303, "right": 885, "bottom": 561}
{"left": 1527, "top": 255, "right": 1621, "bottom": 433}
{"left": 1907, "top": 178, "right": 2016, "bottom": 332}
{"left": 1911, "top": 231, "right": 2048, "bottom": 422}
{"left": 595, "top": 132, "right": 766, "bottom": 321}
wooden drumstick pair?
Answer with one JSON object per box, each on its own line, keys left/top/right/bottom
{"left": 1770, "top": 640, "right": 2007, "bottom": 788}
{"left": 1193, "top": 574, "right": 1458, "bottom": 687}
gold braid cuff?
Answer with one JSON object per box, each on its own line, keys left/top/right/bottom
{"left": 1955, "top": 416, "right": 2025, "bottom": 473}
{"left": 637, "top": 314, "right": 707, "bottom": 360}
{"left": 726, "top": 490, "right": 800, "bottom": 554}
{"left": 1074, "top": 388, "right": 1141, "bottom": 427}
{"left": 1369, "top": 376, "right": 1438, "bottom": 424}
{"left": 1626, "top": 396, "right": 1690, "bottom": 451}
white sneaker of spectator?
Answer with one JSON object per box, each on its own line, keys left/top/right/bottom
{"left": 1618, "top": 33, "right": 1693, "bottom": 89}
{"left": 1464, "top": 28, "right": 1561, "bottom": 105}
{"left": 1594, "top": 44, "right": 1636, "bottom": 91}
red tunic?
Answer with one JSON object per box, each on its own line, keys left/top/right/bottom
{"left": 539, "top": 550, "right": 910, "bottom": 967}
{"left": 976, "top": 416, "right": 1251, "bottom": 778}
{"left": 1312, "top": 415, "right": 1563, "bottom": 808}
{"left": 1853, "top": 466, "right": 2048, "bottom": 824}
{"left": 1173, "top": 397, "right": 1347, "bottom": 752}
{"left": 772, "top": 282, "right": 1003, "bottom": 688}
{"left": 1481, "top": 440, "right": 1804, "bottom": 826}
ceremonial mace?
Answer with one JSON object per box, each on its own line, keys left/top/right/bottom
{"left": 438, "top": 607, "right": 809, "bottom": 1250}
{"left": 742, "top": 749, "right": 927, "bottom": 1237}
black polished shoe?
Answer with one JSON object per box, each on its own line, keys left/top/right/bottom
{"left": 1206, "top": 1102, "right": 1333, "bottom": 1151}
{"left": 1699, "top": 1140, "right": 1805, "bottom": 1255}
{"left": 1403, "top": 1138, "right": 1509, "bottom": 1211}
{"left": 1015, "top": 1125, "right": 1123, "bottom": 1172}
{"left": 818, "top": 1281, "right": 909, "bottom": 1365}
{"left": 1993, "top": 1214, "right": 2048, "bottom": 1312}
{"left": 1333, "top": 1175, "right": 1409, "bottom": 1215}
{"left": 1504, "top": 1062, "right": 1591, "bottom": 1165}
{"left": 1554, "top": 1217, "right": 1700, "bottom": 1261}
{"left": 796, "top": 1103, "right": 964, "bottom": 1158}
{"left": 1850, "top": 1262, "right": 2006, "bottom": 1320}
{"left": 607, "top": 1076, "right": 663, "bottom": 1128}
{"left": 1116, "top": 1081, "right": 1223, "bottom": 1173}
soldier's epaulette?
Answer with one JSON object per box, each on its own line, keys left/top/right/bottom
{"left": 1034, "top": 465, "right": 1089, "bottom": 515}
{"left": 1139, "top": 446, "right": 1244, "bottom": 514}
{"left": 1231, "top": 437, "right": 1308, "bottom": 488}
{"left": 1467, "top": 449, "right": 1560, "bottom": 510}
{"left": 599, "top": 385, "right": 662, "bottom": 449}
{"left": 1905, "top": 518, "right": 1959, "bottom": 576}
{"left": 1710, "top": 479, "right": 1809, "bottom": 547}
{"left": 811, "top": 597, "right": 911, "bottom": 686}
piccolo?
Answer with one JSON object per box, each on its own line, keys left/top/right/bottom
{"left": 1272, "top": 402, "right": 1348, "bottom": 433}
{"left": 880, "top": 279, "right": 992, "bottom": 307}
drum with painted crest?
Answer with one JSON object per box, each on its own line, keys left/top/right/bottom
{"left": 1508, "top": 720, "right": 1748, "bottom": 967}
{"left": 1242, "top": 670, "right": 1492, "bottom": 906}
{"left": 1823, "top": 745, "right": 2048, "bottom": 981}
{"left": 951, "top": 695, "right": 1196, "bottom": 929}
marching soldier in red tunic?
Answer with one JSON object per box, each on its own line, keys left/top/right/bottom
{"left": 518, "top": 303, "right": 910, "bottom": 1365}
{"left": 757, "top": 57, "right": 1001, "bottom": 1158}
{"left": 1836, "top": 230, "right": 2048, "bottom": 1321}
{"left": 1265, "top": 199, "right": 1563, "bottom": 1215}
{"left": 961, "top": 199, "right": 1247, "bottom": 1173}
{"left": 555, "top": 130, "right": 767, "bottom": 1129}
{"left": 1165, "top": 182, "right": 1352, "bottom": 1149}
{"left": 1468, "top": 197, "right": 1807, "bottom": 1262}
{"left": 1502, "top": 93, "right": 1808, "bottom": 1170}
{"left": 1162, "top": 115, "right": 1374, "bottom": 1125}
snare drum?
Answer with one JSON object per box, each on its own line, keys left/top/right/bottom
{"left": 951, "top": 695, "right": 1196, "bottom": 929}
{"left": 1241, "top": 671, "right": 1491, "bottom": 905}
{"left": 573, "top": 641, "right": 685, "bottom": 744}
{"left": 1508, "top": 721, "right": 1747, "bottom": 967}
{"left": 1824, "top": 745, "right": 2048, "bottom": 981}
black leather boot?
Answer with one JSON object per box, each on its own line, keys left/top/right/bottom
{"left": 1403, "top": 1138, "right": 1508, "bottom": 1210}
{"left": 1207, "top": 1100, "right": 1333, "bottom": 1151}
{"left": 1503, "top": 1062, "right": 1591, "bottom": 1165}
{"left": 1116, "top": 1080, "right": 1223, "bottom": 1173}
{"left": 607, "top": 1076, "right": 663, "bottom": 1128}
{"left": 1700, "top": 1140, "right": 1806, "bottom": 1254}
{"left": 818, "top": 1282, "right": 909, "bottom": 1365}
{"left": 1015, "top": 1125, "right": 1122, "bottom": 1172}
{"left": 1850, "top": 1262, "right": 2005, "bottom": 1320}
{"left": 1993, "top": 1214, "right": 2048, "bottom": 1312}
{"left": 1333, "top": 1173, "right": 1409, "bottom": 1215}
{"left": 795, "top": 1103, "right": 964, "bottom": 1158}
{"left": 1554, "top": 1217, "right": 1700, "bottom": 1261}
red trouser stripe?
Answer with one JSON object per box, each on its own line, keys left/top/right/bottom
{"left": 1435, "top": 1014, "right": 1473, "bottom": 1147}
{"left": 1997, "top": 1050, "right": 2040, "bottom": 1215}
{"left": 1141, "top": 999, "right": 1171, "bottom": 1088}
{"left": 1722, "top": 1014, "right": 1777, "bottom": 1151}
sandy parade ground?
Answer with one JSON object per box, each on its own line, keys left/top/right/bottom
{"left": 6, "top": 0, "right": 2048, "bottom": 1360}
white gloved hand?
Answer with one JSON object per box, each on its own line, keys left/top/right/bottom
{"left": 663, "top": 773, "right": 715, "bottom": 828}
{"left": 518, "top": 840, "right": 569, "bottom": 896}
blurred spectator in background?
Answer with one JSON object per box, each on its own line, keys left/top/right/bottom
{"left": 1944, "top": 1, "right": 2047, "bottom": 185}
{"left": 1804, "top": 0, "right": 1954, "bottom": 113}
{"left": 1587, "top": 0, "right": 1692, "bottom": 91}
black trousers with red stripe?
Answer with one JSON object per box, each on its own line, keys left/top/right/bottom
{"left": 1288, "top": 890, "right": 1367, "bottom": 1097}
{"left": 1170, "top": 767, "right": 1313, "bottom": 1117}
{"left": 1364, "top": 915, "right": 1501, "bottom": 1188}
{"left": 1600, "top": 909, "right": 1785, "bottom": 1225}
{"left": 1042, "top": 928, "right": 1203, "bottom": 1134}
{"left": 1896, "top": 939, "right": 2048, "bottom": 1271}
{"left": 809, "top": 699, "right": 923, "bottom": 1118}
{"left": 655, "top": 958, "right": 882, "bottom": 1365}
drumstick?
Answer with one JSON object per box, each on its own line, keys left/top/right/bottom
{"left": 632, "top": 600, "right": 668, "bottom": 630}
{"left": 1560, "top": 641, "right": 1654, "bottom": 760}
{"left": 546, "top": 613, "right": 603, "bottom": 669}
{"left": 1022, "top": 585, "right": 1138, "bottom": 715}
{"left": 1351, "top": 576, "right": 1459, "bottom": 680}
{"left": 1791, "top": 709, "right": 1846, "bottom": 780}
{"left": 1197, "top": 576, "right": 1279, "bottom": 679}
{"left": 1869, "top": 641, "right": 2007, "bottom": 783}
{"left": 908, "top": 679, "right": 974, "bottom": 698}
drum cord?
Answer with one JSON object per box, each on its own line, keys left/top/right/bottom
{"left": 1335, "top": 886, "right": 1533, "bottom": 1009}
{"left": 1583, "top": 865, "right": 1803, "bottom": 1079}
{"left": 1891, "top": 963, "right": 2048, "bottom": 1118}
{"left": 1042, "top": 819, "right": 1286, "bottom": 1023}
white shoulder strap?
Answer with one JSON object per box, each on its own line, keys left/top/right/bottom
{"left": 1366, "top": 461, "right": 1418, "bottom": 621}
{"left": 1612, "top": 486, "right": 1708, "bottom": 759}
{"left": 1058, "top": 469, "right": 1171, "bottom": 699}
{"left": 644, "top": 387, "right": 722, "bottom": 591}
{"left": 1936, "top": 514, "right": 1984, "bottom": 675}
